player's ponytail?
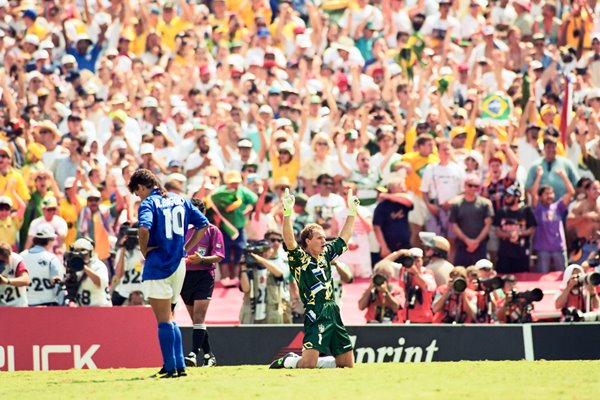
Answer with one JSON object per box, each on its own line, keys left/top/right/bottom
{"left": 128, "top": 169, "right": 168, "bottom": 197}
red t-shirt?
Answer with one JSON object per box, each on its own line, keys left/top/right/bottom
{"left": 396, "top": 267, "right": 436, "bottom": 323}
{"left": 432, "top": 285, "right": 477, "bottom": 323}
{"left": 364, "top": 283, "right": 405, "bottom": 323}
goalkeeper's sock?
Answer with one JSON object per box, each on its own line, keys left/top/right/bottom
{"left": 316, "top": 356, "right": 337, "bottom": 369}
{"left": 172, "top": 321, "right": 185, "bottom": 370}
{"left": 283, "top": 354, "right": 300, "bottom": 369}
{"left": 157, "top": 322, "right": 176, "bottom": 373}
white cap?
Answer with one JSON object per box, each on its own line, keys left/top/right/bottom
{"left": 24, "top": 34, "right": 39, "bottom": 46}
{"left": 258, "top": 104, "right": 273, "bottom": 114}
{"left": 237, "top": 138, "right": 253, "bottom": 148}
{"left": 40, "top": 40, "right": 54, "bottom": 50}
{"left": 64, "top": 177, "right": 77, "bottom": 189}
{"left": 61, "top": 54, "right": 77, "bottom": 65}
{"left": 409, "top": 248, "right": 424, "bottom": 258}
{"left": 0, "top": 195, "right": 13, "bottom": 207}
{"left": 142, "top": 96, "right": 159, "bottom": 108}
{"left": 72, "top": 238, "right": 94, "bottom": 251}
{"left": 275, "top": 118, "right": 292, "bottom": 129}
{"left": 76, "top": 33, "right": 92, "bottom": 42}
{"left": 33, "top": 50, "right": 48, "bottom": 61}
{"left": 140, "top": 143, "right": 154, "bottom": 155}
{"left": 475, "top": 259, "right": 494, "bottom": 269}
{"left": 87, "top": 189, "right": 101, "bottom": 199}
{"left": 530, "top": 60, "right": 544, "bottom": 70}
{"left": 35, "top": 224, "right": 57, "bottom": 239}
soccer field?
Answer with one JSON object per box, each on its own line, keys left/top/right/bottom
{"left": 1, "top": 361, "right": 599, "bottom": 400}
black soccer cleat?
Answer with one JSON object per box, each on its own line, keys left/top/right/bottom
{"left": 184, "top": 352, "right": 197, "bottom": 367}
{"left": 177, "top": 368, "right": 187, "bottom": 377}
{"left": 151, "top": 367, "right": 176, "bottom": 379}
{"left": 269, "top": 352, "right": 297, "bottom": 369}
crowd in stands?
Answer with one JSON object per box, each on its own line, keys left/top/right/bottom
{"left": 1, "top": 0, "right": 600, "bottom": 323}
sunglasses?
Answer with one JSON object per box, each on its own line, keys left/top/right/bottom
{"left": 44, "top": 207, "right": 57, "bottom": 212}
{"left": 39, "top": 129, "right": 53, "bottom": 135}
{"left": 0, "top": 154, "right": 10, "bottom": 159}
{"left": 321, "top": 181, "right": 334, "bottom": 186}
{"left": 316, "top": 142, "right": 329, "bottom": 146}
{"left": 207, "top": 175, "right": 219, "bottom": 180}
{"left": 87, "top": 197, "right": 100, "bottom": 202}
{"left": 0, "top": 205, "right": 11, "bottom": 211}
{"left": 467, "top": 183, "right": 480, "bottom": 188}
{"left": 269, "top": 238, "right": 283, "bottom": 243}
{"left": 275, "top": 138, "right": 287, "bottom": 143}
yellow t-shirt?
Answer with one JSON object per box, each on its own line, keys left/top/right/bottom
{"left": 0, "top": 216, "right": 21, "bottom": 248}
{"left": 157, "top": 17, "right": 191, "bottom": 51}
{"left": 562, "top": 11, "right": 593, "bottom": 50}
{"left": 0, "top": 169, "right": 31, "bottom": 205}
{"left": 271, "top": 156, "right": 300, "bottom": 189}
{"left": 239, "top": 4, "right": 272, "bottom": 31}
{"left": 402, "top": 151, "right": 439, "bottom": 195}
{"left": 26, "top": 22, "right": 49, "bottom": 40}
{"left": 59, "top": 197, "right": 82, "bottom": 248}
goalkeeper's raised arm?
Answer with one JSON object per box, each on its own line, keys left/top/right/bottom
{"left": 282, "top": 188, "right": 297, "bottom": 250}
{"left": 339, "top": 188, "right": 359, "bottom": 245}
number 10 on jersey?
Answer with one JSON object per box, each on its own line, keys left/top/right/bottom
{"left": 163, "top": 205, "right": 185, "bottom": 239}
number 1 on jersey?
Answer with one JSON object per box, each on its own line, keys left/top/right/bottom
{"left": 163, "top": 205, "right": 185, "bottom": 239}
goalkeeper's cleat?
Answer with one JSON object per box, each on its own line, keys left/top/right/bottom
{"left": 177, "top": 368, "right": 187, "bottom": 377}
{"left": 184, "top": 352, "right": 197, "bottom": 367}
{"left": 151, "top": 367, "right": 176, "bottom": 379}
{"left": 203, "top": 353, "right": 217, "bottom": 367}
{"left": 269, "top": 352, "right": 297, "bottom": 369}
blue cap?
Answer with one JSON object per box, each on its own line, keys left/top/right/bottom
{"left": 22, "top": 9, "right": 37, "bottom": 20}
{"left": 268, "top": 86, "right": 282, "bottom": 95}
{"left": 257, "top": 28, "right": 271, "bottom": 38}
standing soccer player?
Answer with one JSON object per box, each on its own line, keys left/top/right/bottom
{"left": 270, "top": 189, "right": 359, "bottom": 369}
{"left": 128, "top": 169, "right": 208, "bottom": 379}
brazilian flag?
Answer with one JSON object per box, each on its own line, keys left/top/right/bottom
{"left": 480, "top": 93, "right": 511, "bottom": 125}
{"left": 398, "top": 32, "right": 425, "bottom": 82}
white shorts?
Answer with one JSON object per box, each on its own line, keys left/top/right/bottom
{"left": 143, "top": 259, "right": 186, "bottom": 304}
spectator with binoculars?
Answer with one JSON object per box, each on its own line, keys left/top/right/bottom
{"left": 432, "top": 266, "right": 477, "bottom": 324}
{"left": 358, "top": 262, "right": 404, "bottom": 324}
{"left": 376, "top": 248, "right": 436, "bottom": 323}
{"left": 556, "top": 263, "right": 600, "bottom": 321}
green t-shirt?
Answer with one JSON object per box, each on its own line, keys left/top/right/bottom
{"left": 287, "top": 238, "right": 347, "bottom": 312}
{"left": 212, "top": 185, "right": 258, "bottom": 229}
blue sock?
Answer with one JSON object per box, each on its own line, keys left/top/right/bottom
{"left": 172, "top": 321, "right": 185, "bottom": 370}
{"left": 158, "top": 322, "right": 176, "bottom": 373}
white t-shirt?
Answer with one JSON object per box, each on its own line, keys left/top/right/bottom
{"left": 21, "top": 246, "right": 64, "bottom": 306}
{"left": 420, "top": 162, "right": 466, "bottom": 205}
{"left": 305, "top": 193, "right": 345, "bottom": 237}
{"left": 371, "top": 151, "right": 403, "bottom": 185}
{"left": 337, "top": 5, "right": 384, "bottom": 37}
{"left": 74, "top": 258, "right": 111, "bottom": 306}
{"left": 28, "top": 216, "right": 69, "bottom": 239}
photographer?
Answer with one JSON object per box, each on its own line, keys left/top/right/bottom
{"left": 358, "top": 263, "right": 404, "bottom": 323}
{"left": 64, "top": 238, "right": 111, "bottom": 306}
{"left": 555, "top": 264, "right": 600, "bottom": 318}
{"left": 497, "top": 275, "right": 544, "bottom": 323}
{"left": 0, "top": 242, "right": 30, "bottom": 306}
{"left": 432, "top": 266, "right": 477, "bottom": 323}
{"left": 21, "top": 225, "right": 64, "bottom": 306}
{"left": 377, "top": 248, "right": 436, "bottom": 323}
{"left": 420, "top": 232, "right": 454, "bottom": 286}
{"left": 112, "top": 223, "right": 145, "bottom": 306}
{"left": 239, "top": 239, "right": 290, "bottom": 324}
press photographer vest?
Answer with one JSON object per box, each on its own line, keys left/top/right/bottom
{"left": 240, "top": 269, "right": 283, "bottom": 324}
{"left": 114, "top": 248, "right": 144, "bottom": 299}
{"left": 0, "top": 253, "right": 28, "bottom": 307}
{"left": 21, "top": 246, "right": 63, "bottom": 306}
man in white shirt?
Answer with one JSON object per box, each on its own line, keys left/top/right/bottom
{"left": 305, "top": 174, "right": 346, "bottom": 238}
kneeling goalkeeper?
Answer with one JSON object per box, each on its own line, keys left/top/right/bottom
{"left": 270, "top": 188, "right": 359, "bottom": 369}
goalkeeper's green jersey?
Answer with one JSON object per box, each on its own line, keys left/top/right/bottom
{"left": 287, "top": 238, "right": 347, "bottom": 313}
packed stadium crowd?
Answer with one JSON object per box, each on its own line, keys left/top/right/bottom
{"left": 2, "top": 0, "right": 600, "bottom": 333}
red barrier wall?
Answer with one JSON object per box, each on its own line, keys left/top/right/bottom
{"left": 0, "top": 307, "right": 162, "bottom": 371}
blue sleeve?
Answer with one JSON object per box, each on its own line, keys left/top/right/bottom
{"left": 186, "top": 199, "right": 209, "bottom": 229}
{"left": 138, "top": 200, "right": 154, "bottom": 229}
{"left": 372, "top": 202, "right": 384, "bottom": 227}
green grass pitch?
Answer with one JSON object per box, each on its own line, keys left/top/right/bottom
{"left": 1, "top": 361, "right": 599, "bottom": 400}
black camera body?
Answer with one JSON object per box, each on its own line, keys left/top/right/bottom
{"left": 510, "top": 288, "right": 544, "bottom": 304}
{"left": 372, "top": 273, "right": 387, "bottom": 287}
{"left": 243, "top": 240, "right": 271, "bottom": 269}
{"left": 397, "top": 254, "right": 415, "bottom": 268}
{"left": 117, "top": 223, "right": 139, "bottom": 251}
{"left": 477, "top": 276, "right": 504, "bottom": 292}
{"left": 65, "top": 250, "right": 87, "bottom": 273}
{"left": 575, "top": 272, "right": 600, "bottom": 287}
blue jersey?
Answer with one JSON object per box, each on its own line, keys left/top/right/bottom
{"left": 138, "top": 189, "right": 209, "bottom": 280}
